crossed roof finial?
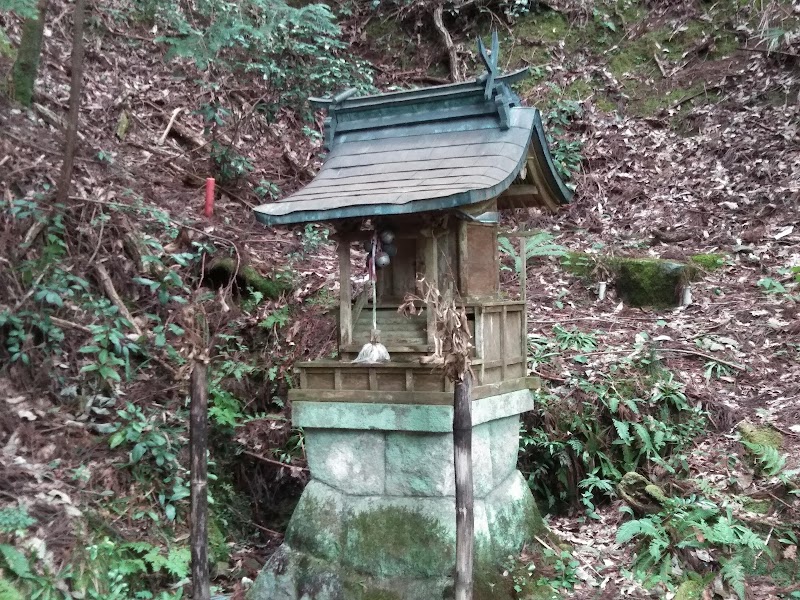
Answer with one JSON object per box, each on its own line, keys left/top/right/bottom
{"left": 477, "top": 31, "right": 500, "bottom": 101}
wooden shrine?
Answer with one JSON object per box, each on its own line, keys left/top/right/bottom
{"left": 249, "top": 35, "right": 572, "bottom": 600}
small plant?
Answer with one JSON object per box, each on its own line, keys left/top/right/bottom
{"left": 258, "top": 305, "right": 291, "bottom": 332}
{"left": 757, "top": 277, "right": 786, "bottom": 295}
{"left": 210, "top": 141, "right": 254, "bottom": 184}
{"left": 0, "top": 506, "right": 36, "bottom": 534}
{"left": 552, "top": 325, "right": 597, "bottom": 352}
{"left": 543, "top": 98, "right": 583, "bottom": 182}
{"left": 498, "top": 232, "right": 566, "bottom": 274}
{"left": 704, "top": 359, "right": 733, "bottom": 381}
{"left": 741, "top": 440, "right": 786, "bottom": 477}
{"left": 294, "top": 223, "right": 330, "bottom": 257}
{"left": 96, "top": 149, "right": 114, "bottom": 164}
{"left": 255, "top": 179, "right": 280, "bottom": 200}
{"left": 578, "top": 470, "right": 616, "bottom": 518}
{"left": 539, "top": 548, "right": 580, "bottom": 590}
{"left": 617, "top": 495, "right": 767, "bottom": 597}
{"left": 501, "top": 554, "right": 537, "bottom": 595}
{"left": 107, "top": 403, "right": 189, "bottom": 522}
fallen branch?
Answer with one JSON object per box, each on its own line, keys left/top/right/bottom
{"left": 150, "top": 104, "right": 206, "bottom": 149}
{"left": 530, "top": 369, "right": 566, "bottom": 384}
{"left": 157, "top": 107, "right": 185, "bottom": 146}
{"left": 661, "top": 347, "right": 745, "bottom": 371}
{"left": 669, "top": 84, "right": 723, "bottom": 110}
{"left": 433, "top": 4, "right": 460, "bottom": 82}
{"left": 50, "top": 316, "right": 91, "bottom": 333}
{"left": 739, "top": 46, "right": 799, "bottom": 59}
{"left": 242, "top": 450, "right": 309, "bottom": 472}
{"left": 94, "top": 263, "right": 143, "bottom": 337}
{"left": 653, "top": 52, "right": 669, "bottom": 78}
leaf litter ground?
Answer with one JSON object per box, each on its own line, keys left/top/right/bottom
{"left": 1, "top": 0, "right": 799, "bottom": 597}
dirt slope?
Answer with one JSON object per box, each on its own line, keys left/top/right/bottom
{"left": 1, "top": 0, "right": 799, "bottom": 598}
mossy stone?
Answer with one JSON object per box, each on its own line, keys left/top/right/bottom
{"left": 644, "top": 483, "right": 668, "bottom": 505}
{"left": 738, "top": 421, "right": 783, "bottom": 450}
{"left": 674, "top": 578, "right": 704, "bottom": 600}
{"left": 284, "top": 482, "right": 345, "bottom": 563}
{"left": 742, "top": 498, "right": 771, "bottom": 514}
{"left": 618, "top": 472, "right": 667, "bottom": 514}
{"left": 690, "top": 253, "right": 726, "bottom": 271}
{"left": 613, "top": 257, "right": 694, "bottom": 308}
{"left": 344, "top": 507, "right": 453, "bottom": 578}
{"left": 0, "top": 29, "right": 15, "bottom": 60}
{"left": 560, "top": 252, "right": 699, "bottom": 307}
{"left": 206, "top": 257, "right": 290, "bottom": 299}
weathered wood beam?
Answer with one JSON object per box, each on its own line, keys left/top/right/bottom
{"left": 454, "top": 372, "right": 474, "bottom": 600}
{"left": 338, "top": 240, "right": 352, "bottom": 348}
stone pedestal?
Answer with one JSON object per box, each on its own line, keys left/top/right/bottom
{"left": 248, "top": 390, "right": 545, "bottom": 600}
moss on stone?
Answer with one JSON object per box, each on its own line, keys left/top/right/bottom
{"left": 738, "top": 421, "right": 783, "bottom": 450}
{"left": 690, "top": 253, "right": 726, "bottom": 271}
{"left": 206, "top": 257, "right": 290, "bottom": 299}
{"left": 613, "top": 257, "right": 695, "bottom": 308}
{"left": 285, "top": 492, "right": 345, "bottom": 563}
{"left": 742, "top": 498, "right": 771, "bottom": 514}
{"left": 618, "top": 472, "right": 668, "bottom": 514}
{"left": 674, "top": 577, "right": 705, "bottom": 600}
{"left": 644, "top": 484, "right": 669, "bottom": 504}
{"left": 0, "top": 28, "right": 15, "bottom": 60}
{"left": 345, "top": 507, "right": 453, "bottom": 578}
{"left": 560, "top": 252, "right": 701, "bottom": 307}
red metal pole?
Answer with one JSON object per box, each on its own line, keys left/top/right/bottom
{"left": 204, "top": 178, "right": 215, "bottom": 217}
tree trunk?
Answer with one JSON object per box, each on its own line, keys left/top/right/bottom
{"left": 11, "top": 0, "right": 48, "bottom": 107}
{"left": 55, "top": 0, "right": 86, "bottom": 204}
{"left": 453, "top": 372, "right": 474, "bottom": 600}
{"left": 190, "top": 362, "right": 210, "bottom": 600}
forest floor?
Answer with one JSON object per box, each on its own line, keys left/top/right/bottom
{"left": 1, "top": 0, "right": 799, "bottom": 598}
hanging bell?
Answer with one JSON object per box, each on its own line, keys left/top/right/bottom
{"left": 382, "top": 242, "right": 397, "bottom": 257}
{"left": 375, "top": 252, "right": 391, "bottom": 268}
{"left": 379, "top": 230, "right": 395, "bottom": 245}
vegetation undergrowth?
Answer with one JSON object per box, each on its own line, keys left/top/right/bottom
{"left": 0, "top": 192, "right": 324, "bottom": 597}
{"left": 520, "top": 325, "right": 800, "bottom": 597}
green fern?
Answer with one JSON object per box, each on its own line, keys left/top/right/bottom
{"left": 720, "top": 556, "right": 746, "bottom": 600}
{"left": 741, "top": 440, "right": 786, "bottom": 476}
{"left": 0, "top": 545, "right": 31, "bottom": 579}
{"left": 0, "top": 507, "right": 36, "bottom": 534}
{"left": 0, "top": 577, "right": 23, "bottom": 600}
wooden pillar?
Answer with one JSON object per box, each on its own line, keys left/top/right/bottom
{"left": 457, "top": 220, "right": 469, "bottom": 298}
{"left": 338, "top": 240, "right": 352, "bottom": 348}
{"left": 519, "top": 237, "right": 528, "bottom": 366}
{"left": 190, "top": 363, "right": 210, "bottom": 600}
{"left": 454, "top": 372, "right": 474, "bottom": 600}
{"left": 423, "top": 231, "right": 438, "bottom": 349}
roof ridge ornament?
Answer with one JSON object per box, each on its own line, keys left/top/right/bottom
{"left": 477, "top": 31, "right": 500, "bottom": 101}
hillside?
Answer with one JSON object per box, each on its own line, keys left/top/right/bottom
{"left": 1, "top": 0, "right": 799, "bottom": 598}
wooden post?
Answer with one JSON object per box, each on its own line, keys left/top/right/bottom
{"left": 338, "top": 240, "right": 352, "bottom": 347}
{"left": 190, "top": 363, "right": 210, "bottom": 600}
{"left": 55, "top": 0, "right": 86, "bottom": 204}
{"left": 453, "top": 371, "right": 474, "bottom": 600}
{"left": 423, "top": 232, "right": 438, "bottom": 348}
{"left": 519, "top": 237, "right": 528, "bottom": 368}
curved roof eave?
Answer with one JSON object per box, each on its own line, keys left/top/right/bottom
{"left": 254, "top": 111, "right": 572, "bottom": 227}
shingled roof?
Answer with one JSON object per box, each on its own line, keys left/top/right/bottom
{"left": 254, "top": 38, "right": 573, "bottom": 226}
